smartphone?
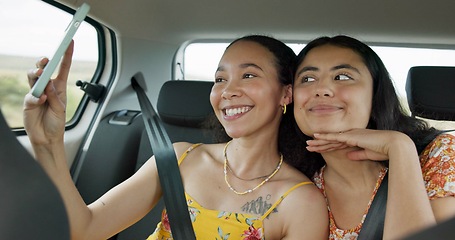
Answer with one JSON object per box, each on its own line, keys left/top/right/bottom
{"left": 30, "top": 3, "right": 90, "bottom": 98}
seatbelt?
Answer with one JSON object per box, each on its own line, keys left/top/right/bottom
{"left": 358, "top": 172, "right": 388, "bottom": 240}
{"left": 131, "top": 72, "right": 196, "bottom": 240}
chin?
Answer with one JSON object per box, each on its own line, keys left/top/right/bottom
{"left": 223, "top": 129, "right": 245, "bottom": 139}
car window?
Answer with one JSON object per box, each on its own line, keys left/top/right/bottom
{"left": 184, "top": 42, "right": 455, "bottom": 131}
{"left": 0, "top": 0, "right": 99, "bottom": 128}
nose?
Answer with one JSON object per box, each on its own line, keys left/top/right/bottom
{"left": 314, "top": 79, "right": 334, "bottom": 97}
{"left": 221, "top": 80, "right": 242, "bottom": 99}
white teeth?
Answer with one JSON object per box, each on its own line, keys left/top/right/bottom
{"left": 225, "top": 107, "right": 250, "bottom": 116}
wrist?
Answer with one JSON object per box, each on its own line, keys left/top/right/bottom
{"left": 388, "top": 132, "right": 420, "bottom": 169}
{"left": 32, "top": 141, "right": 68, "bottom": 169}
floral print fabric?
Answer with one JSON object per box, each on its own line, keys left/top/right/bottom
{"left": 147, "top": 182, "right": 311, "bottom": 240}
{"left": 313, "top": 166, "right": 388, "bottom": 240}
{"left": 421, "top": 134, "right": 455, "bottom": 199}
{"left": 313, "top": 134, "right": 455, "bottom": 240}
{"left": 147, "top": 193, "right": 265, "bottom": 240}
{"left": 147, "top": 143, "right": 312, "bottom": 240}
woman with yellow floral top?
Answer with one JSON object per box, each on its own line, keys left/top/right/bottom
{"left": 283, "top": 35, "right": 455, "bottom": 240}
{"left": 23, "top": 35, "right": 328, "bottom": 240}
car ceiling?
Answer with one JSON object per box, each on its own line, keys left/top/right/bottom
{"left": 60, "top": 0, "right": 455, "bottom": 47}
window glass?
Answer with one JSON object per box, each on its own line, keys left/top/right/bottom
{"left": 0, "top": 0, "right": 99, "bottom": 128}
{"left": 184, "top": 42, "right": 455, "bottom": 130}
{"left": 184, "top": 43, "right": 304, "bottom": 80}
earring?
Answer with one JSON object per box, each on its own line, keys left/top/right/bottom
{"left": 282, "top": 104, "right": 287, "bottom": 114}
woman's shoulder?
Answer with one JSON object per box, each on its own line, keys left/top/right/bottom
{"left": 275, "top": 169, "right": 327, "bottom": 220}
{"left": 420, "top": 133, "right": 455, "bottom": 168}
{"left": 419, "top": 133, "right": 455, "bottom": 199}
{"left": 173, "top": 141, "right": 226, "bottom": 162}
{"left": 433, "top": 133, "right": 455, "bottom": 142}
{"left": 421, "top": 133, "right": 455, "bottom": 156}
{"left": 280, "top": 161, "right": 314, "bottom": 182}
{"left": 275, "top": 164, "right": 320, "bottom": 199}
{"left": 174, "top": 141, "right": 225, "bottom": 151}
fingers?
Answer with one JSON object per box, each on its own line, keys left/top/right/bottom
{"left": 27, "top": 57, "right": 49, "bottom": 88}
{"left": 54, "top": 40, "right": 74, "bottom": 89}
{"left": 27, "top": 41, "right": 73, "bottom": 110}
{"left": 27, "top": 68, "right": 40, "bottom": 88}
{"left": 46, "top": 41, "right": 74, "bottom": 112}
{"left": 312, "top": 130, "right": 391, "bottom": 161}
{"left": 28, "top": 41, "right": 73, "bottom": 91}
{"left": 306, "top": 139, "right": 349, "bottom": 152}
{"left": 36, "top": 57, "right": 49, "bottom": 69}
{"left": 313, "top": 131, "right": 364, "bottom": 148}
{"left": 23, "top": 92, "right": 47, "bottom": 110}
{"left": 313, "top": 132, "right": 350, "bottom": 142}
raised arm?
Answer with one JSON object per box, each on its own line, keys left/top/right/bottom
{"left": 23, "top": 42, "right": 163, "bottom": 239}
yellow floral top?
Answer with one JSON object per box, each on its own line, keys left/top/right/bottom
{"left": 312, "top": 134, "right": 455, "bottom": 240}
{"left": 147, "top": 144, "right": 313, "bottom": 240}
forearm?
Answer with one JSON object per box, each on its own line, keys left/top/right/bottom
{"left": 384, "top": 135, "right": 436, "bottom": 239}
{"left": 32, "top": 142, "right": 93, "bottom": 240}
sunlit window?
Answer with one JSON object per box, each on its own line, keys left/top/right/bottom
{"left": 0, "top": 0, "right": 99, "bottom": 128}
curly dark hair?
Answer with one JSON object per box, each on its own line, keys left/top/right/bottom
{"left": 282, "top": 35, "right": 443, "bottom": 178}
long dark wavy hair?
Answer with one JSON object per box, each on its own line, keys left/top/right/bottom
{"left": 205, "top": 35, "right": 298, "bottom": 159}
{"left": 282, "top": 35, "right": 443, "bottom": 178}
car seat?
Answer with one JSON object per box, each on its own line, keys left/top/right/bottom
{"left": 406, "top": 66, "right": 455, "bottom": 121}
{"left": 0, "top": 110, "right": 69, "bottom": 239}
{"left": 404, "top": 66, "right": 455, "bottom": 239}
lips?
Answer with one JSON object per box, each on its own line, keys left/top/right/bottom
{"left": 223, "top": 106, "right": 252, "bottom": 117}
{"left": 309, "top": 104, "right": 342, "bottom": 113}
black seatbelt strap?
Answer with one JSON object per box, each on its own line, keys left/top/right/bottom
{"left": 131, "top": 72, "right": 196, "bottom": 240}
{"left": 358, "top": 172, "right": 388, "bottom": 240}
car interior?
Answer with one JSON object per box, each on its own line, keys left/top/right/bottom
{"left": 1, "top": 0, "right": 454, "bottom": 239}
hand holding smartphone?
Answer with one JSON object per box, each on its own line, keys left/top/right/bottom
{"left": 30, "top": 3, "right": 90, "bottom": 98}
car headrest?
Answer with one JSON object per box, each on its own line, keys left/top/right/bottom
{"left": 157, "top": 80, "right": 214, "bottom": 127}
{"left": 406, "top": 66, "right": 455, "bottom": 120}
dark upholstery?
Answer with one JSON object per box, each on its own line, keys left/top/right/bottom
{"left": 74, "top": 110, "right": 144, "bottom": 205}
{"left": 135, "top": 80, "right": 215, "bottom": 171}
{"left": 406, "top": 66, "right": 455, "bottom": 120}
{"left": 157, "top": 80, "right": 214, "bottom": 128}
{"left": 0, "top": 110, "right": 69, "bottom": 239}
{"left": 404, "top": 216, "right": 455, "bottom": 240}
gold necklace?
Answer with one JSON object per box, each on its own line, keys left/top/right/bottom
{"left": 223, "top": 141, "right": 283, "bottom": 195}
{"left": 226, "top": 162, "right": 272, "bottom": 181}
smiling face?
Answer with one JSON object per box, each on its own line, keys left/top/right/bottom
{"left": 293, "top": 44, "right": 373, "bottom": 136}
{"left": 210, "top": 40, "right": 291, "bottom": 139}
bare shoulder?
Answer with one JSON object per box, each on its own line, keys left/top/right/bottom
{"left": 278, "top": 168, "right": 329, "bottom": 239}
{"left": 282, "top": 176, "right": 324, "bottom": 206}
{"left": 279, "top": 162, "right": 314, "bottom": 186}
{"left": 172, "top": 141, "right": 225, "bottom": 162}
{"left": 275, "top": 163, "right": 326, "bottom": 215}
{"left": 172, "top": 141, "right": 195, "bottom": 156}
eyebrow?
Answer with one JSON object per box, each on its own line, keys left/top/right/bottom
{"left": 296, "top": 66, "right": 318, "bottom": 76}
{"left": 216, "top": 62, "right": 263, "bottom": 73}
{"left": 239, "top": 63, "right": 263, "bottom": 71}
{"left": 296, "top": 64, "right": 360, "bottom": 76}
{"left": 333, "top": 64, "right": 361, "bottom": 74}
